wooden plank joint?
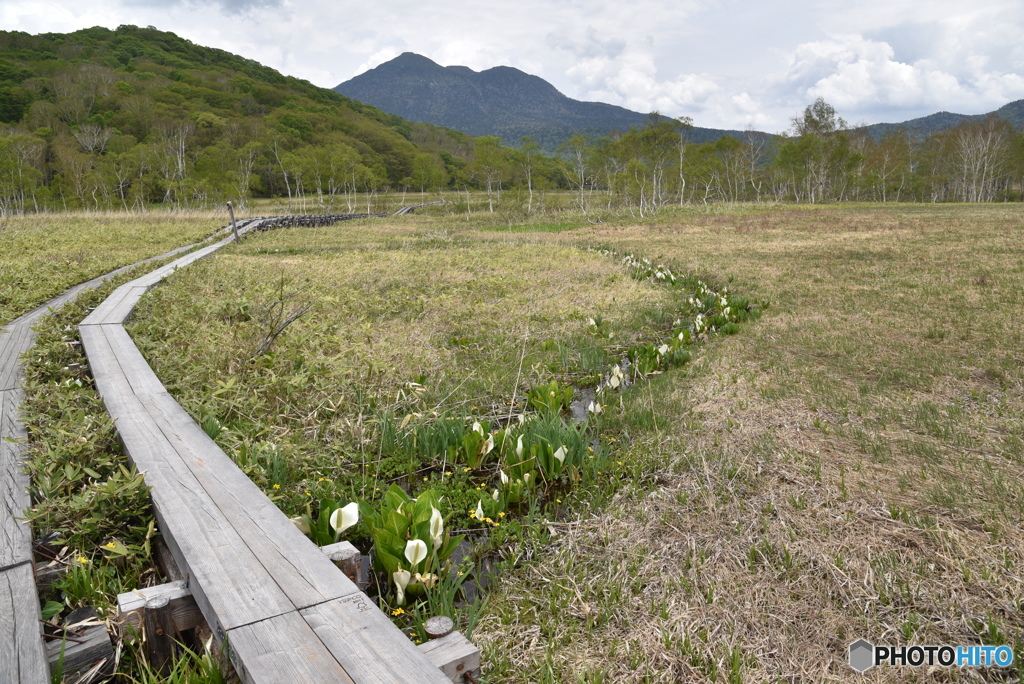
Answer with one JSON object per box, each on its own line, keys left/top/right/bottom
{"left": 417, "top": 631, "right": 480, "bottom": 683}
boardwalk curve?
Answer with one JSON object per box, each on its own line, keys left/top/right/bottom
{"left": 1, "top": 237, "right": 217, "bottom": 684}
{"left": 78, "top": 217, "right": 453, "bottom": 683}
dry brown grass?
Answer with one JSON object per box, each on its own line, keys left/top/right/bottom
{"left": 473, "top": 205, "right": 1024, "bottom": 682}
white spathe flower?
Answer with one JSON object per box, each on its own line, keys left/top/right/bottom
{"left": 657, "top": 344, "right": 669, "bottom": 356}
{"left": 553, "top": 446, "right": 566, "bottom": 465}
{"left": 329, "top": 502, "right": 359, "bottom": 534}
{"left": 492, "top": 489, "right": 500, "bottom": 501}
{"left": 393, "top": 569, "right": 411, "bottom": 606}
{"left": 587, "top": 401, "right": 602, "bottom": 415}
{"left": 523, "top": 473, "right": 531, "bottom": 485}
{"left": 499, "top": 470, "right": 509, "bottom": 485}
{"left": 516, "top": 435, "right": 524, "bottom": 458}
{"left": 472, "top": 421, "right": 483, "bottom": 436}
{"left": 518, "top": 413, "right": 525, "bottom": 425}
{"left": 291, "top": 516, "right": 310, "bottom": 535}
{"left": 429, "top": 507, "right": 444, "bottom": 547}
{"left": 405, "top": 539, "right": 428, "bottom": 567}
{"left": 481, "top": 434, "right": 494, "bottom": 456}
{"left": 475, "top": 500, "right": 485, "bottom": 520}
{"left": 587, "top": 318, "right": 596, "bottom": 326}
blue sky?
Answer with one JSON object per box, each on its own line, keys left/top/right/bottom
{"left": 2, "top": 0, "right": 1022, "bottom": 133}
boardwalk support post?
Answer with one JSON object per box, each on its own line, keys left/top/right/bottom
{"left": 145, "top": 596, "right": 177, "bottom": 674}
{"left": 227, "top": 202, "right": 239, "bottom": 243}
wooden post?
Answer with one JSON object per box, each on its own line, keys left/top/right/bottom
{"left": 424, "top": 616, "right": 454, "bottom": 640}
{"left": 226, "top": 201, "right": 239, "bottom": 243}
{"left": 144, "top": 596, "right": 177, "bottom": 675}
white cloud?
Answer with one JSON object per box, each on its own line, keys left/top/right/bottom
{"left": 0, "top": 0, "right": 1021, "bottom": 132}
{"left": 776, "top": 31, "right": 1024, "bottom": 122}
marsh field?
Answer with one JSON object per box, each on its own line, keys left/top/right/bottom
{"left": 9, "top": 202, "right": 1024, "bottom": 682}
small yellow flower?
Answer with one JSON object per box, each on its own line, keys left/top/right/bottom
{"left": 76, "top": 556, "right": 89, "bottom": 564}
{"left": 304, "top": 490, "right": 311, "bottom": 496}
{"left": 105, "top": 542, "right": 116, "bottom": 549}
{"left": 556, "top": 499, "right": 562, "bottom": 503}
{"left": 272, "top": 484, "right": 281, "bottom": 489}
{"left": 463, "top": 467, "right": 472, "bottom": 472}
{"left": 423, "top": 477, "right": 428, "bottom": 482}
{"left": 391, "top": 608, "right": 405, "bottom": 616}
{"left": 498, "top": 512, "right": 506, "bottom": 517}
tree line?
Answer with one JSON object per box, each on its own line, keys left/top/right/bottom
{"left": 1, "top": 25, "right": 1021, "bottom": 217}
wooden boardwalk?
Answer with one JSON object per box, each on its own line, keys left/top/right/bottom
{"left": 79, "top": 219, "right": 454, "bottom": 682}
{"left": 0, "top": 237, "right": 215, "bottom": 684}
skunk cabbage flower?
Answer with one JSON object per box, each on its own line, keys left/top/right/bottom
{"left": 657, "top": 344, "right": 669, "bottom": 356}
{"left": 587, "top": 401, "right": 602, "bottom": 415}
{"left": 429, "top": 507, "right": 444, "bottom": 549}
{"left": 492, "top": 489, "right": 500, "bottom": 501}
{"left": 482, "top": 434, "right": 494, "bottom": 455}
{"left": 475, "top": 500, "right": 485, "bottom": 520}
{"left": 516, "top": 435, "right": 524, "bottom": 458}
{"left": 405, "top": 539, "right": 427, "bottom": 568}
{"left": 330, "top": 502, "right": 359, "bottom": 534}
{"left": 472, "top": 421, "right": 484, "bottom": 435}
{"left": 291, "top": 516, "right": 311, "bottom": 535}
{"left": 553, "top": 446, "right": 567, "bottom": 465}
{"left": 393, "top": 569, "right": 411, "bottom": 606}
{"left": 499, "top": 470, "right": 509, "bottom": 485}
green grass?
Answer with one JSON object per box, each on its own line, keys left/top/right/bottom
{"left": 20, "top": 203, "right": 1024, "bottom": 682}
{"left": 0, "top": 211, "right": 221, "bottom": 326}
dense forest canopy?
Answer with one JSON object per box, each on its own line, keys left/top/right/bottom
{"left": 0, "top": 25, "right": 488, "bottom": 214}
{"left": 1, "top": 26, "right": 1022, "bottom": 216}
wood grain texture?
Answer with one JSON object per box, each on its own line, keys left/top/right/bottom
{"left": 0, "top": 562, "right": 50, "bottom": 684}
{"left": 117, "top": 580, "right": 205, "bottom": 634}
{"left": 300, "top": 597, "right": 452, "bottom": 684}
{"left": 0, "top": 388, "right": 31, "bottom": 571}
{"left": 227, "top": 611, "right": 355, "bottom": 684}
{"left": 417, "top": 631, "right": 480, "bottom": 683}
{"left": 139, "top": 390, "right": 358, "bottom": 609}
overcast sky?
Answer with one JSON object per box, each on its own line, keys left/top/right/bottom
{"left": 3, "top": 0, "right": 1023, "bottom": 133}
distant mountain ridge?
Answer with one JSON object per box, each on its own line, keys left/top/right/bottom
{"left": 859, "top": 100, "right": 1024, "bottom": 140}
{"left": 334, "top": 53, "right": 757, "bottom": 151}
{"left": 335, "top": 52, "right": 1024, "bottom": 151}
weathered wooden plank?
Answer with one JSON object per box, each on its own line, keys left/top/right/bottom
{"left": 45, "top": 619, "right": 114, "bottom": 679}
{"left": 299, "top": 596, "right": 452, "bottom": 684}
{"left": 80, "top": 286, "right": 149, "bottom": 327}
{"left": 117, "top": 580, "right": 205, "bottom": 635}
{"left": 101, "top": 399, "right": 296, "bottom": 637}
{"left": 75, "top": 335, "right": 298, "bottom": 638}
{"left": 0, "top": 562, "right": 50, "bottom": 684}
{"left": 0, "top": 388, "right": 31, "bottom": 571}
{"left": 94, "top": 325, "right": 170, "bottom": 397}
{"left": 226, "top": 611, "right": 354, "bottom": 684}
{"left": 0, "top": 324, "right": 33, "bottom": 391}
{"left": 137, "top": 390, "right": 357, "bottom": 610}
{"left": 417, "top": 631, "right": 480, "bottom": 683}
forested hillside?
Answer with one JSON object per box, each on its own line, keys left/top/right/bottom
{"left": 0, "top": 25, "right": 478, "bottom": 214}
